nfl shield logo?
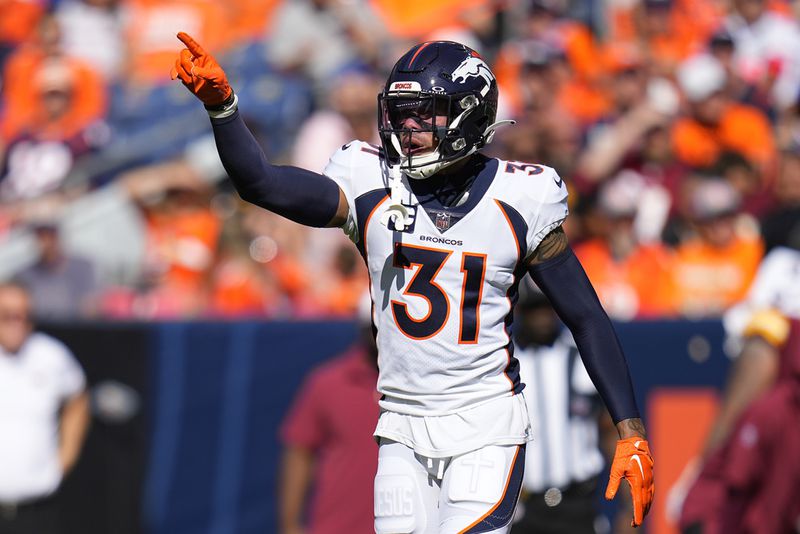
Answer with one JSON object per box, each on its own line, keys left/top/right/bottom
{"left": 435, "top": 211, "right": 451, "bottom": 232}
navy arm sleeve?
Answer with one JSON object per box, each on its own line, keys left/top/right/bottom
{"left": 528, "top": 248, "right": 640, "bottom": 423}
{"left": 210, "top": 110, "right": 341, "bottom": 227}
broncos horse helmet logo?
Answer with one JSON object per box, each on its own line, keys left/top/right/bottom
{"left": 451, "top": 55, "right": 494, "bottom": 89}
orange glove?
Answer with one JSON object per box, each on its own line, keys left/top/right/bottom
{"left": 605, "top": 437, "right": 655, "bottom": 528}
{"left": 170, "top": 32, "right": 232, "bottom": 107}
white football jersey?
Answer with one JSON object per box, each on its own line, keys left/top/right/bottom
{"left": 724, "top": 246, "right": 800, "bottom": 342}
{"left": 325, "top": 141, "right": 568, "bottom": 417}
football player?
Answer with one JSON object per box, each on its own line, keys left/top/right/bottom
{"left": 667, "top": 245, "right": 800, "bottom": 528}
{"left": 171, "top": 34, "right": 654, "bottom": 533}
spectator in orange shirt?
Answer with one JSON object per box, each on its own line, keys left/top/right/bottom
{"left": 493, "top": 1, "right": 608, "bottom": 123}
{"left": 1, "top": 57, "right": 109, "bottom": 201}
{"left": 205, "top": 212, "right": 276, "bottom": 318}
{"left": 237, "top": 204, "right": 318, "bottom": 317}
{"left": 125, "top": 0, "right": 229, "bottom": 83}
{"left": 605, "top": 0, "right": 721, "bottom": 78}
{"left": 370, "top": 0, "right": 486, "bottom": 41}
{"left": 140, "top": 186, "right": 222, "bottom": 318}
{"left": 1, "top": 15, "right": 107, "bottom": 143}
{"left": 672, "top": 178, "right": 764, "bottom": 317}
{"left": 308, "top": 242, "right": 369, "bottom": 318}
{"left": 574, "top": 173, "right": 675, "bottom": 320}
{"left": 672, "top": 53, "right": 776, "bottom": 172}
{"left": 637, "top": 0, "right": 689, "bottom": 75}
{"left": 508, "top": 43, "right": 592, "bottom": 177}
{"left": 522, "top": 0, "right": 602, "bottom": 82}
{"left": 0, "top": 0, "right": 47, "bottom": 64}
{"left": 224, "top": 0, "right": 280, "bottom": 44}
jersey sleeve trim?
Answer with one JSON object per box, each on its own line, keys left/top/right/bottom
{"left": 354, "top": 189, "right": 390, "bottom": 257}
{"left": 324, "top": 141, "right": 388, "bottom": 242}
{"left": 494, "top": 199, "right": 528, "bottom": 262}
{"left": 495, "top": 162, "right": 569, "bottom": 258}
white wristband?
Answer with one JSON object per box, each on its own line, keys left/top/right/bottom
{"left": 207, "top": 93, "right": 238, "bottom": 119}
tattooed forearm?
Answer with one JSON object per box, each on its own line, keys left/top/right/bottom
{"left": 616, "top": 418, "right": 647, "bottom": 439}
{"left": 527, "top": 226, "right": 569, "bottom": 265}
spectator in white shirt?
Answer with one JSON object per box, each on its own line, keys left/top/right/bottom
{"left": 0, "top": 281, "right": 90, "bottom": 534}
{"left": 724, "top": 0, "right": 800, "bottom": 110}
{"left": 56, "top": 0, "right": 126, "bottom": 82}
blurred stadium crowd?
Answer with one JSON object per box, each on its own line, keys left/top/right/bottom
{"left": 1, "top": 0, "right": 799, "bottom": 321}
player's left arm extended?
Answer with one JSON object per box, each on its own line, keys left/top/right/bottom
{"left": 527, "top": 226, "right": 654, "bottom": 527}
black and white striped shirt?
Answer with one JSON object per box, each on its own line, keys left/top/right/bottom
{"left": 516, "top": 331, "right": 605, "bottom": 493}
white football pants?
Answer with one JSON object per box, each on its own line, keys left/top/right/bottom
{"left": 374, "top": 439, "right": 525, "bottom": 534}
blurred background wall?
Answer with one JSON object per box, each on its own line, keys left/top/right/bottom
{"left": 46, "top": 319, "right": 726, "bottom": 534}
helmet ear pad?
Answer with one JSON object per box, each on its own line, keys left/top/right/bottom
{"left": 458, "top": 110, "right": 489, "bottom": 151}
{"left": 440, "top": 91, "right": 495, "bottom": 160}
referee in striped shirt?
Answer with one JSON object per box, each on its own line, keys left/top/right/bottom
{"left": 511, "top": 287, "right": 622, "bottom": 534}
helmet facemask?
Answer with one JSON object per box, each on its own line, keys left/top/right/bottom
{"left": 378, "top": 87, "right": 491, "bottom": 179}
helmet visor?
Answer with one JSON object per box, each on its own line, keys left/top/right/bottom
{"left": 382, "top": 94, "right": 452, "bottom": 129}
{"left": 379, "top": 94, "right": 453, "bottom": 157}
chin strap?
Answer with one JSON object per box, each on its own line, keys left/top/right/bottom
{"left": 389, "top": 130, "right": 439, "bottom": 180}
{"left": 389, "top": 132, "right": 405, "bottom": 161}
{"left": 483, "top": 119, "right": 516, "bottom": 145}
{"left": 378, "top": 118, "right": 516, "bottom": 231}
{"left": 380, "top": 164, "right": 411, "bottom": 231}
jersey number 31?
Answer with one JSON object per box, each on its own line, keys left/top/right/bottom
{"left": 391, "top": 243, "right": 486, "bottom": 344}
